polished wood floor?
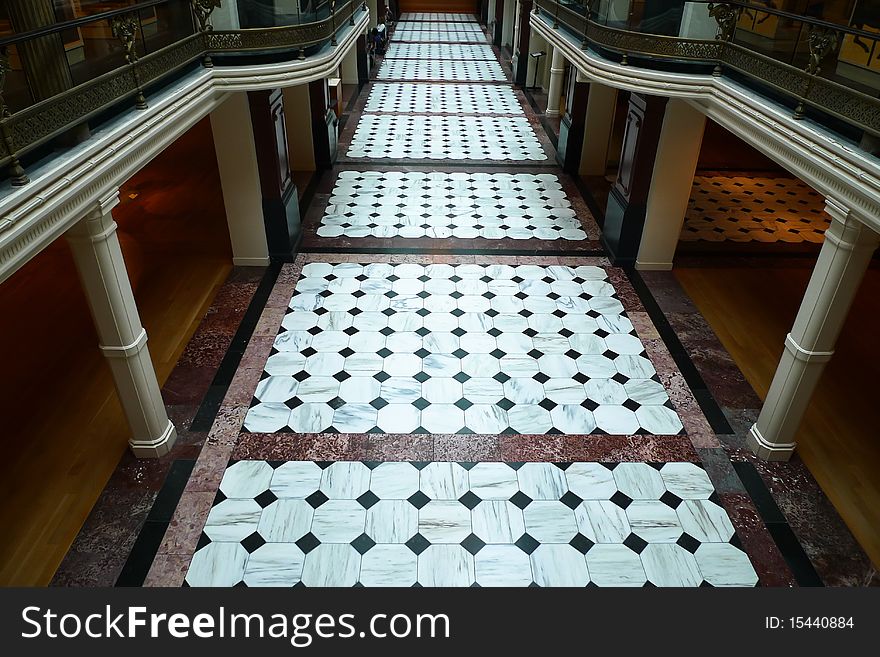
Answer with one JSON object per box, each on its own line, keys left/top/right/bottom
{"left": 0, "top": 119, "right": 231, "bottom": 585}
{"left": 675, "top": 263, "right": 880, "bottom": 568}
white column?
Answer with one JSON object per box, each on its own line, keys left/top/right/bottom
{"left": 283, "top": 84, "right": 316, "bottom": 172}
{"left": 748, "top": 201, "right": 879, "bottom": 460}
{"left": 210, "top": 93, "right": 270, "bottom": 267}
{"left": 65, "top": 193, "right": 176, "bottom": 458}
{"left": 579, "top": 81, "right": 618, "bottom": 176}
{"left": 635, "top": 98, "right": 706, "bottom": 271}
{"left": 211, "top": 0, "right": 240, "bottom": 29}
{"left": 367, "top": 0, "right": 378, "bottom": 28}
{"left": 546, "top": 46, "right": 565, "bottom": 117}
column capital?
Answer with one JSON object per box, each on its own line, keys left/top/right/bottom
{"left": 66, "top": 191, "right": 121, "bottom": 242}
{"left": 823, "top": 197, "right": 880, "bottom": 251}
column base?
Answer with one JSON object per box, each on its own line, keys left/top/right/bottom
{"left": 634, "top": 260, "right": 673, "bottom": 271}
{"left": 233, "top": 256, "right": 271, "bottom": 266}
{"left": 129, "top": 420, "right": 177, "bottom": 458}
{"left": 746, "top": 424, "right": 796, "bottom": 462}
{"left": 545, "top": 110, "right": 560, "bottom": 118}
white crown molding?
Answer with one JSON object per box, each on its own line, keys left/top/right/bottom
{"left": 0, "top": 11, "right": 370, "bottom": 284}
{"left": 531, "top": 16, "right": 880, "bottom": 234}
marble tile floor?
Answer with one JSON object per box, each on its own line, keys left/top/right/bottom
{"left": 242, "top": 261, "right": 683, "bottom": 436}
{"left": 681, "top": 175, "right": 828, "bottom": 244}
{"left": 348, "top": 115, "right": 547, "bottom": 161}
{"left": 393, "top": 31, "right": 489, "bottom": 43}
{"left": 377, "top": 59, "right": 508, "bottom": 82}
{"left": 365, "top": 82, "right": 523, "bottom": 114}
{"left": 399, "top": 13, "right": 478, "bottom": 22}
{"left": 396, "top": 22, "right": 483, "bottom": 32}
{"left": 385, "top": 43, "right": 497, "bottom": 60}
{"left": 185, "top": 460, "right": 757, "bottom": 587}
{"left": 316, "top": 170, "right": 590, "bottom": 241}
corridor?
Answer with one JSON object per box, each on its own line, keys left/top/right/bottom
{"left": 158, "top": 13, "right": 758, "bottom": 588}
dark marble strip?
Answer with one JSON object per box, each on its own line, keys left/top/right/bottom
{"left": 626, "top": 268, "right": 734, "bottom": 435}
{"left": 115, "top": 460, "right": 195, "bottom": 587}
{"left": 733, "top": 462, "right": 824, "bottom": 587}
{"left": 190, "top": 265, "right": 282, "bottom": 432}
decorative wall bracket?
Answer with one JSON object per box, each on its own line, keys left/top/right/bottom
{"left": 0, "top": 48, "right": 29, "bottom": 187}
{"left": 795, "top": 25, "right": 840, "bottom": 119}
{"left": 707, "top": 2, "right": 741, "bottom": 75}
{"left": 190, "top": 0, "right": 222, "bottom": 67}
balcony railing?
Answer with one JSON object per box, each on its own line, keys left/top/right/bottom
{"left": 535, "top": 0, "right": 880, "bottom": 142}
{"left": 0, "top": 0, "right": 364, "bottom": 187}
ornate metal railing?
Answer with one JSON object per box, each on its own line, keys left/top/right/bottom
{"left": 533, "top": 0, "right": 880, "bottom": 140}
{"left": 0, "top": 0, "right": 365, "bottom": 186}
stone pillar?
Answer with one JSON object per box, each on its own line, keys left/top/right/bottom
{"left": 210, "top": 93, "right": 271, "bottom": 267}
{"left": 512, "top": 0, "right": 533, "bottom": 87}
{"left": 748, "top": 202, "right": 880, "bottom": 461}
{"left": 248, "top": 88, "right": 301, "bottom": 259}
{"left": 368, "top": 0, "right": 379, "bottom": 28}
{"left": 342, "top": 40, "right": 360, "bottom": 86}
{"left": 635, "top": 99, "right": 706, "bottom": 271}
{"left": 546, "top": 46, "right": 565, "bottom": 117}
{"left": 602, "top": 93, "right": 668, "bottom": 265}
{"left": 65, "top": 193, "right": 176, "bottom": 458}
{"left": 579, "top": 82, "right": 618, "bottom": 176}
{"left": 310, "top": 78, "right": 337, "bottom": 170}
{"left": 557, "top": 69, "right": 590, "bottom": 172}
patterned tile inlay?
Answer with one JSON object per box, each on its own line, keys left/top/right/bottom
{"left": 394, "top": 30, "right": 489, "bottom": 43}
{"left": 681, "top": 176, "right": 828, "bottom": 243}
{"left": 397, "top": 21, "right": 483, "bottom": 32}
{"left": 185, "top": 460, "right": 758, "bottom": 587}
{"left": 400, "top": 13, "right": 477, "bottom": 21}
{"left": 348, "top": 115, "right": 546, "bottom": 161}
{"left": 377, "top": 59, "right": 507, "bottom": 82}
{"left": 243, "top": 262, "right": 683, "bottom": 435}
{"left": 318, "top": 171, "right": 589, "bottom": 240}
{"left": 365, "top": 83, "right": 522, "bottom": 115}
{"left": 386, "top": 43, "right": 496, "bottom": 60}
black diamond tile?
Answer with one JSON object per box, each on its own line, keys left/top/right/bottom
{"left": 623, "top": 532, "right": 648, "bottom": 554}
{"left": 382, "top": 308, "right": 395, "bottom": 316}
{"left": 569, "top": 533, "right": 595, "bottom": 554}
{"left": 285, "top": 397, "right": 304, "bottom": 410}
{"left": 455, "top": 398, "right": 473, "bottom": 411}
{"left": 241, "top": 531, "right": 266, "bottom": 554}
{"left": 514, "top": 533, "right": 540, "bottom": 554}
{"left": 357, "top": 490, "right": 380, "bottom": 509}
{"left": 458, "top": 491, "right": 481, "bottom": 510}
{"left": 486, "top": 309, "right": 499, "bottom": 317}
{"left": 195, "top": 533, "right": 212, "bottom": 551}
{"left": 559, "top": 491, "right": 582, "bottom": 509}
{"left": 415, "top": 348, "right": 430, "bottom": 358}
{"left": 573, "top": 372, "right": 589, "bottom": 384}
{"left": 488, "top": 328, "right": 502, "bottom": 337}
{"left": 611, "top": 373, "right": 630, "bottom": 384}
{"left": 416, "top": 327, "right": 430, "bottom": 337}
{"left": 677, "top": 533, "right": 701, "bottom": 554}
{"left": 581, "top": 398, "right": 600, "bottom": 412}
{"left": 493, "top": 372, "right": 510, "bottom": 384}
{"left": 377, "top": 347, "right": 392, "bottom": 358}
{"left": 308, "top": 326, "right": 322, "bottom": 336}
{"left": 414, "top": 371, "right": 431, "bottom": 383}
{"left": 351, "top": 533, "right": 377, "bottom": 555}
{"left": 552, "top": 309, "right": 566, "bottom": 318}
{"left": 523, "top": 327, "right": 538, "bottom": 338}
{"left": 370, "top": 397, "right": 389, "bottom": 410}
{"left": 333, "top": 371, "right": 352, "bottom": 382}
{"left": 490, "top": 349, "right": 506, "bottom": 359}
{"left": 460, "top": 533, "right": 486, "bottom": 555}
{"left": 380, "top": 326, "right": 394, "bottom": 336}
{"left": 519, "top": 309, "right": 533, "bottom": 318}
{"left": 407, "top": 491, "right": 430, "bottom": 509}
{"left": 417, "top": 308, "right": 430, "bottom": 317}
{"left": 509, "top": 491, "right": 533, "bottom": 510}
{"left": 454, "top": 372, "right": 471, "bottom": 383}
{"left": 305, "top": 491, "right": 329, "bottom": 508}
{"left": 538, "top": 398, "right": 557, "bottom": 411}
{"left": 293, "top": 370, "right": 311, "bottom": 382}
{"left": 595, "top": 329, "right": 609, "bottom": 338}
{"left": 623, "top": 399, "right": 641, "bottom": 411}
{"left": 565, "top": 349, "right": 582, "bottom": 360}
{"left": 610, "top": 491, "right": 633, "bottom": 509}
{"left": 412, "top": 397, "right": 430, "bottom": 410}
{"left": 328, "top": 396, "right": 345, "bottom": 410}
{"left": 349, "top": 308, "right": 363, "bottom": 316}
{"left": 301, "top": 347, "right": 317, "bottom": 358}
{"left": 496, "top": 397, "right": 514, "bottom": 411}
{"left": 254, "top": 490, "right": 278, "bottom": 509}
{"left": 295, "top": 532, "right": 321, "bottom": 554}
{"left": 374, "top": 371, "right": 391, "bottom": 382}
{"left": 528, "top": 349, "right": 544, "bottom": 359}
{"left": 452, "top": 327, "right": 466, "bottom": 337}
{"left": 453, "top": 348, "right": 469, "bottom": 359}
{"left": 533, "top": 372, "right": 550, "bottom": 384}
{"left": 559, "top": 328, "right": 574, "bottom": 338}
{"left": 405, "top": 533, "right": 430, "bottom": 555}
